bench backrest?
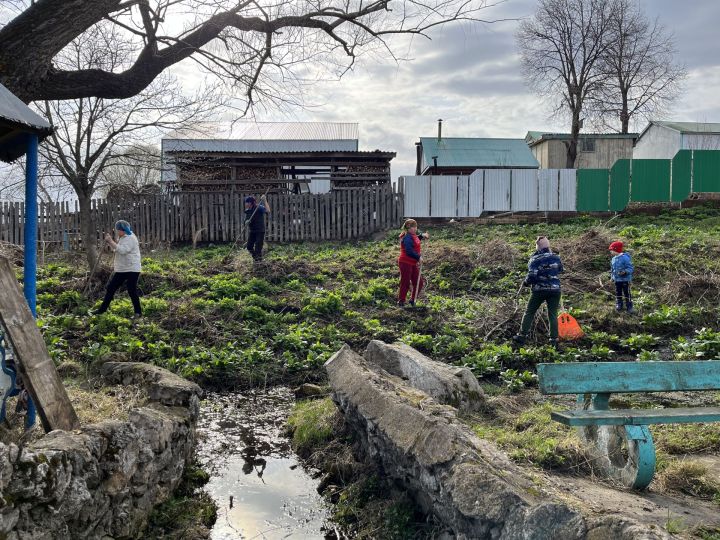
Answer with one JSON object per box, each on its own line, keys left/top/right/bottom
{"left": 537, "top": 361, "right": 720, "bottom": 395}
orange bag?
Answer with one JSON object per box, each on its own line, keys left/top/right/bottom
{"left": 558, "top": 311, "right": 584, "bottom": 341}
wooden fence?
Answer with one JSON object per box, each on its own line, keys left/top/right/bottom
{"left": 0, "top": 185, "right": 403, "bottom": 249}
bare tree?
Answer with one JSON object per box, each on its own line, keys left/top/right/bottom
{"left": 41, "top": 23, "right": 217, "bottom": 269}
{"left": 588, "top": 0, "right": 686, "bottom": 133}
{"left": 517, "top": 0, "right": 615, "bottom": 168}
{"left": 0, "top": 0, "right": 494, "bottom": 105}
{"left": 98, "top": 145, "right": 162, "bottom": 199}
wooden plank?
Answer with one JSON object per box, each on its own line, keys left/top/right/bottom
{"left": 0, "top": 257, "right": 79, "bottom": 432}
{"left": 538, "top": 361, "right": 720, "bottom": 395}
{"left": 552, "top": 406, "right": 720, "bottom": 427}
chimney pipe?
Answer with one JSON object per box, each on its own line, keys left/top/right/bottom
{"left": 437, "top": 118, "right": 443, "bottom": 141}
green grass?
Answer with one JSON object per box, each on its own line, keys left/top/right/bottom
{"left": 472, "top": 402, "right": 584, "bottom": 469}
{"left": 30, "top": 206, "right": 720, "bottom": 390}
{"left": 287, "top": 397, "right": 337, "bottom": 455}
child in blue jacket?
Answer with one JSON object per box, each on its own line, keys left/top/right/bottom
{"left": 609, "top": 241, "right": 634, "bottom": 313}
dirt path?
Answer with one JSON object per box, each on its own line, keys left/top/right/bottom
{"left": 544, "top": 463, "right": 720, "bottom": 537}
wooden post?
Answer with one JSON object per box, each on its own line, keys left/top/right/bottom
{"left": 0, "top": 257, "right": 79, "bottom": 432}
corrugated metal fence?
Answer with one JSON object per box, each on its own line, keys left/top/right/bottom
{"left": 401, "top": 150, "right": 720, "bottom": 216}
{"left": 399, "top": 169, "right": 577, "bottom": 217}
{"left": 576, "top": 149, "right": 720, "bottom": 211}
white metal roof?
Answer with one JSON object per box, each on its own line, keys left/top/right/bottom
{"left": 163, "top": 138, "right": 358, "bottom": 153}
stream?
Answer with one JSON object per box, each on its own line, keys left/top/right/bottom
{"left": 196, "top": 388, "right": 332, "bottom": 539}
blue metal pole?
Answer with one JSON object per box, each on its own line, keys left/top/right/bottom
{"left": 23, "top": 134, "right": 38, "bottom": 428}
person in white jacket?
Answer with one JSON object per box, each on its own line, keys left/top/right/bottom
{"left": 93, "top": 220, "right": 142, "bottom": 317}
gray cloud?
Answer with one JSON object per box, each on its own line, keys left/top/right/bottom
{"left": 182, "top": 0, "right": 720, "bottom": 180}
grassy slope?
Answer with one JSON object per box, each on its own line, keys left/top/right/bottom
{"left": 34, "top": 206, "right": 720, "bottom": 537}
{"left": 36, "top": 206, "right": 720, "bottom": 389}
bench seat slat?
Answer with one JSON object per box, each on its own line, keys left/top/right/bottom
{"left": 538, "top": 361, "right": 720, "bottom": 394}
{"left": 551, "top": 407, "right": 720, "bottom": 427}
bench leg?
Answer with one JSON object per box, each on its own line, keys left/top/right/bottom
{"left": 576, "top": 394, "right": 656, "bottom": 489}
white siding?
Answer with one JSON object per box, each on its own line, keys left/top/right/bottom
{"left": 456, "top": 176, "right": 470, "bottom": 217}
{"left": 483, "top": 170, "right": 511, "bottom": 211}
{"left": 430, "top": 175, "right": 459, "bottom": 217}
{"left": 538, "top": 169, "right": 560, "bottom": 211}
{"left": 633, "top": 125, "right": 682, "bottom": 159}
{"left": 468, "top": 170, "right": 484, "bottom": 216}
{"left": 683, "top": 133, "right": 720, "bottom": 151}
{"left": 559, "top": 169, "right": 577, "bottom": 211}
{"left": 402, "top": 176, "right": 431, "bottom": 217}
{"left": 511, "top": 169, "right": 538, "bottom": 211}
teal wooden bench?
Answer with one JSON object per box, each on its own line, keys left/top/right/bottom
{"left": 537, "top": 361, "right": 720, "bottom": 489}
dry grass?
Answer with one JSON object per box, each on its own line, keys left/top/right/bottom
{"left": 657, "top": 272, "right": 720, "bottom": 305}
{"left": 0, "top": 241, "right": 23, "bottom": 266}
{"left": 0, "top": 381, "right": 145, "bottom": 447}
{"left": 655, "top": 459, "right": 720, "bottom": 499}
{"left": 66, "top": 380, "right": 147, "bottom": 425}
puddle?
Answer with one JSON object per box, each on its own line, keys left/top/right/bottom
{"left": 197, "top": 387, "right": 332, "bottom": 539}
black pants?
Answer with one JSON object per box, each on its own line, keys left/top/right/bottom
{"left": 615, "top": 281, "right": 631, "bottom": 306}
{"left": 247, "top": 230, "right": 265, "bottom": 260}
{"left": 99, "top": 272, "right": 142, "bottom": 314}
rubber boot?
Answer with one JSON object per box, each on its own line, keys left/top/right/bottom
{"left": 512, "top": 334, "right": 527, "bottom": 346}
{"left": 615, "top": 301, "right": 623, "bottom": 312}
{"left": 626, "top": 301, "right": 634, "bottom": 314}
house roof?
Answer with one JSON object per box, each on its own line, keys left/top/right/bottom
{"left": 165, "top": 122, "right": 359, "bottom": 141}
{"left": 0, "top": 82, "right": 53, "bottom": 162}
{"left": 419, "top": 137, "right": 539, "bottom": 170}
{"left": 644, "top": 121, "right": 720, "bottom": 135}
{"left": 162, "top": 138, "right": 359, "bottom": 154}
{"left": 163, "top": 122, "right": 361, "bottom": 154}
{"left": 525, "top": 131, "right": 638, "bottom": 146}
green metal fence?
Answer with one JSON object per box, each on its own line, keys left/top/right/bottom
{"left": 610, "top": 159, "right": 630, "bottom": 211}
{"left": 576, "top": 169, "right": 610, "bottom": 211}
{"left": 671, "top": 150, "right": 692, "bottom": 202}
{"left": 694, "top": 150, "right": 720, "bottom": 192}
{"left": 575, "top": 149, "right": 720, "bottom": 212}
{"left": 630, "top": 160, "right": 671, "bottom": 202}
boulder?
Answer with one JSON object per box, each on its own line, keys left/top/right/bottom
{"left": 364, "top": 340, "right": 485, "bottom": 412}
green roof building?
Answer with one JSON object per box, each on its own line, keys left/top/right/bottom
{"left": 416, "top": 136, "right": 539, "bottom": 175}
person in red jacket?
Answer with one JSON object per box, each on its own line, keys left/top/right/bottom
{"left": 398, "top": 219, "right": 429, "bottom": 307}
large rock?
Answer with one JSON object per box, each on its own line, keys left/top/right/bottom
{"left": 0, "top": 362, "right": 202, "bottom": 539}
{"left": 326, "top": 345, "right": 669, "bottom": 540}
{"left": 364, "top": 340, "right": 485, "bottom": 412}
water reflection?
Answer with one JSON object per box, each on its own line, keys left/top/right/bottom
{"left": 197, "top": 388, "right": 331, "bottom": 539}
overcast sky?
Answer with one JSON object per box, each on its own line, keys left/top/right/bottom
{"left": 191, "top": 0, "right": 720, "bottom": 179}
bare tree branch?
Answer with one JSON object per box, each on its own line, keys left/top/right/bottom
{"left": 0, "top": 0, "right": 495, "bottom": 104}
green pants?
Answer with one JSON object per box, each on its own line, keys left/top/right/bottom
{"left": 520, "top": 290, "right": 561, "bottom": 340}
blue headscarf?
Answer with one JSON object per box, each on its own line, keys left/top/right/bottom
{"left": 115, "top": 220, "right": 133, "bottom": 236}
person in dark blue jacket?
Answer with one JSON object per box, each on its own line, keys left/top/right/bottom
{"left": 244, "top": 195, "right": 271, "bottom": 262}
{"left": 609, "top": 241, "right": 634, "bottom": 312}
{"left": 513, "top": 236, "right": 564, "bottom": 347}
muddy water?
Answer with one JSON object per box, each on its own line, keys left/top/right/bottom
{"left": 196, "top": 388, "right": 331, "bottom": 539}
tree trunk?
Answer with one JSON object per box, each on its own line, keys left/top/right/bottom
{"left": 620, "top": 90, "right": 630, "bottom": 134}
{"left": 567, "top": 109, "right": 581, "bottom": 169}
{"left": 78, "top": 193, "right": 98, "bottom": 271}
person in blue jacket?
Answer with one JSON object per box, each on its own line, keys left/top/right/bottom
{"left": 609, "top": 241, "right": 634, "bottom": 313}
{"left": 244, "top": 195, "right": 271, "bottom": 262}
{"left": 513, "top": 236, "right": 564, "bottom": 347}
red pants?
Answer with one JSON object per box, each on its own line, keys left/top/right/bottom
{"left": 398, "top": 262, "right": 423, "bottom": 303}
